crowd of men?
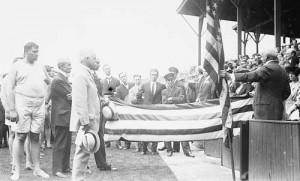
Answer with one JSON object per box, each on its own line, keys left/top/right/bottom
{"left": 0, "top": 41, "right": 298, "bottom": 180}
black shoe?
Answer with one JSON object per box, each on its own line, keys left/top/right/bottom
{"left": 116, "top": 145, "right": 123, "bottom": 150}
{"left": 173, "top": 149, "right": 180, "bottom": 153}
{"left": 140, "top": 152, "right": 146, "bottom": 155}
{"left": 62, "top": 168, "right": 72, "bottom": 173}
{"left": 167, "top": 151, "right": 173, "bottom": 157}
{"left": 99, "top": 165, "right": 117, "bottom": 171}
{"left": 185, "top": 151, "right": 195, "bottom": 158}
{"left": 158, "top": 147, "right": 166, "bottom": 151}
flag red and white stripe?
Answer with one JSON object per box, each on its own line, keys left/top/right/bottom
{"left": 104, "top": 98, "right": 253, "bottom": 142}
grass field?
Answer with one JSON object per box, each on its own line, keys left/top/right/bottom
{"left": 0, "top": 140, "right": 177, "bottom": 181}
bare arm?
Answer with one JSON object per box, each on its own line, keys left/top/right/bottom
{"left": 6, "top": 65, "right": 18, "bottom": 112}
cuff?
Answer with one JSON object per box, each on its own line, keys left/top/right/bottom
{"left": 230, "top": 73, "right": 236, "bottom": 83}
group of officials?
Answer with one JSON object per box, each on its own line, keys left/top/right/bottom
{"left": 0, "top": 42, "right": 292, "bottom": 181}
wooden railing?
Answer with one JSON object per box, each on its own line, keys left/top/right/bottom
{"left": 204, "top": 120, "right": 300, "bottom": 181}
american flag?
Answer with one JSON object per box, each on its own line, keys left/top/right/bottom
{"left": 203, "top": 0, "right": 233, "bottom": 148}
{"left": 104, "top": 97, "right": 253, "bottom": 142}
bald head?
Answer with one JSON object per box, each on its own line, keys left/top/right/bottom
{"left": 262, "top": 49, "right": 278, "bottom": 63}
{"left": 79, "top": 50, "right": 96, "bottom": 63}
{"left": 79, "top": 50, "right": 99, "bottom": 70}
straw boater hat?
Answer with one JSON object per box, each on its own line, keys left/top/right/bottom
{"left": 80, "top": 130, "right": 100, "bottom": 154}
{"left": 102, "top": 102, "right": 119, "bottom": 120}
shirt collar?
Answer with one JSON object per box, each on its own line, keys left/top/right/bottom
{"left": 57, "top": 69, "right": 68, "bottom": 78}
{"left": 122, "top": 82, "right": 128, "bottom": 87}
{"left": 265, "top": 60, "right": 277, "bottom": 65}
{"left": 80, "top": 64, "right": 93, "bottom": 76}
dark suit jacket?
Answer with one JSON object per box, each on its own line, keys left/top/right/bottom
{"left": 235, "top": 82, "right": 253, "bottom": 95}
{"left": 162, "top": 86, "right": 185, "bottom": 104}
{"left": 50, "top": 73, "right": 72, "bottom": 127}
{"left": 116, "top": 83, "right": 135, "bottom": 101}
{"left": 101, "top": 76, "right": 120, "bottom": 95}
{"left": 138, "top": 81, "right": 166, "bottom": 104}
{"left": 174, "top": 80, "right": 187, "bottom": 103}
{"left": 235, "top": 61, "right": 291, "bottom": 120}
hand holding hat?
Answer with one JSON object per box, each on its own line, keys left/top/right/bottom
{"left": 102, "top": 102, "right": 119, "bottom": 120}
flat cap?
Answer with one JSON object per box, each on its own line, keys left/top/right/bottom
{"left": 164, "top": 72, "right": 175, "bottom": 80}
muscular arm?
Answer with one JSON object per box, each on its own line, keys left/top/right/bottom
{"left": 6, "top": 65, "right": 18, "bottom": 112}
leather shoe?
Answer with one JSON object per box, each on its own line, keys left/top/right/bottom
{"left": 99, "top": 164, "right": 117, "bottom": 171}
{"left": 123, "top": 147, "right": 130, "bottom": 150}
{"left": 116, "top": 145, "right": 123, "bottom": 149}
{"left": 54, "top": 172, "right": 67, "bottom": 178}
{"left": 62, "top": 168, "right": 72, "bottom": 173}
{"left": 167, "top": 151, "right": 173, "bottom": 157}
{"left": 158, "top": 147, "right": 166, "bottom": 151}
{"left": 185, "top": 152, "right": 195, "bottom": 158}
{"left": 140, "top": 152, "right": 146, "bottom": 155}
{"left": 151, "top": 152, "right": 158, "bottom": 155}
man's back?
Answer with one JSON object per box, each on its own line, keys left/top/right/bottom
{"left": 235, "top": 61, "right": 290, "bottom": 120}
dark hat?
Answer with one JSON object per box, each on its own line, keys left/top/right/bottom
{"left": 169, "top": 67, "right": 179, "bottom": 74}
{"left": 295, "top": 68, "right": 300, "bottom": 77}
{"left": 285, "top": 66, "right": 298, "bottom": 74}
{"left": 164, "top": 72, "right": 175, "bottom": 80}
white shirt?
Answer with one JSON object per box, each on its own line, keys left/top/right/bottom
{"left": 150, "top": 81, "right": 156, "bottom": 94}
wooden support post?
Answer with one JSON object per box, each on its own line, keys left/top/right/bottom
{"left": 254, "top": 28, "right": 261, "bottom": 54}
{"left": 240, "top": 121, "right": 249, "bottom": 181}
{"left": 237, "top": 2, "right": 242, "bottom": 58}
{"left": 274, "top": 0, "right": 281, "bottom": 48}
{"left": 198, "top": 16, "right": 204, "bottom": 66}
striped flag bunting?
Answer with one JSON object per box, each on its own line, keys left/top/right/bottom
{"left": 104, "top": 97, "right": 253, "bottom": 142}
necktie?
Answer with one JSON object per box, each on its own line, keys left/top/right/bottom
{"left": 152, "top": 83, "right": 155, "bottom": 95}
{"left": 107, "top": 78, "right": 111, "bottom": 85}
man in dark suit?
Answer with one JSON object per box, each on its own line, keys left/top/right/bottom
{"left": 222, "top": 49, "right": 291, "bottom": 120}
{"left": 101, "top": 64, "right": 120, "bottom": 95}
{"left": 116, "top": 72, "right": 134, "bottom": 150}
{"left": 101, "top": 64, "right": 120, "bottom": 148}
{"left": 161, "top": 72, "right": 185, "bottom": 157}
{"left": 137, "top": 68, "right": 166, "bottom": 155}
{"left": 50, "top": 59, "right": 72, "bottom": 178}
{"left": 92, "top": 68, "right": 117, "bottom": 171}
{"left": 161, "top": 67, "right": 194, "bottom": 157}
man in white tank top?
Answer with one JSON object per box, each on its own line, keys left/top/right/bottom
{"left": 6, "top": 42, "right": 51, "bottom": 180}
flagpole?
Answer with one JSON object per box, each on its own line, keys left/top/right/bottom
{"left": 228, "top": 129, "right": 236, "bottom": 181}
